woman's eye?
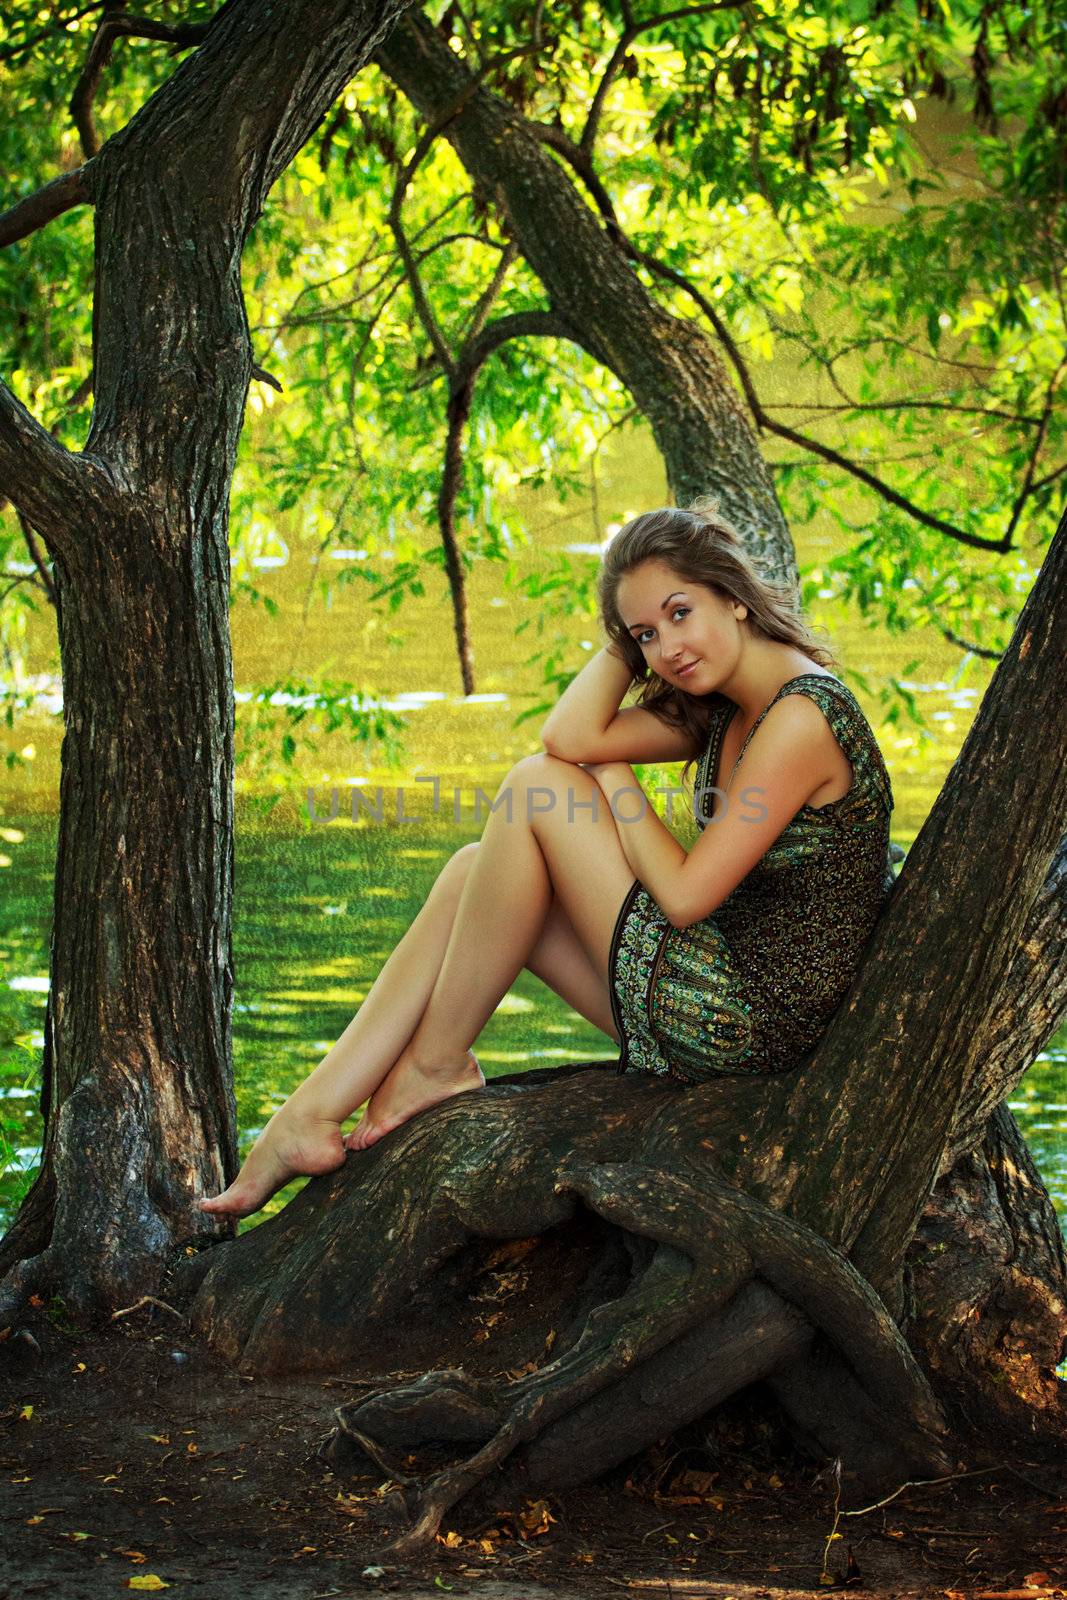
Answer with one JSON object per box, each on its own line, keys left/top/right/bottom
{"left": 637, "top": 606, "right": 688, "bottom": 646}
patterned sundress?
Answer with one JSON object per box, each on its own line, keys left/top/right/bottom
{"left": 608, "top": 673, "right": 895, "bottom": 1084}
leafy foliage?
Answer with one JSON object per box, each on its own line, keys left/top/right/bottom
{"left": 0, "top": 0, "right": 1063, "bottom": 768}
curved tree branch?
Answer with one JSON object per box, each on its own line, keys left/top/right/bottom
{"left": 629, "top": 246, "right": 1017, "bottom": 554}
{"left": 906, "top": 574, "right": 1004, "bottom": 662}
{"left": 70, "top": 11, "right": 213, "bottom": 159}
{"left": 376, "top": 11, "right": 796, "bottom": 580}
{"left": 1005, "top": 357, "right": 1066, "bottom": 544}
{"left": 767, "top": 398, "right": 1044, "bottom": 428}
{"left": 578, "top": 0, "right": 749, "bottom": 155}
{"left": 0, "top": 170, "right": 91, "bottom": 249}
{"left": 0, "top": 378, "right": 115, "bottom": 541}
{"left": 531, "top": 123, "right": 627, "bottom": 242}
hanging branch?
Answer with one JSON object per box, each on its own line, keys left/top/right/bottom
{"left": 628, "top": 246, "right": 1021, "bottom": 555}
{"left": 439, "top": 303, "right": 575, "bottom": 696}
{"left": 69, "top": 11, "right": 213, "bottom": 158}
{"left": 382, "top": 33, "right": 557, "bottom": 695}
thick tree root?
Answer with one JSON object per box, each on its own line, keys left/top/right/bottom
{"left": 325, "top": 1160, "right": 954, "bottom": 1555}
{"left": 556, "top": 1162, "right": 953, "bottom": 1466}
{"left": 337, "top": 1232, "right": 740, "bottom": 1555}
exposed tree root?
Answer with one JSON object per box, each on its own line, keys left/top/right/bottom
{"left": 322, "top": 1160, "right": 954, "bottom": 1554}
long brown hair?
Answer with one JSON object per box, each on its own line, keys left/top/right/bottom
{"left": 596, "top": 494, "right": 839, "bottom": 789}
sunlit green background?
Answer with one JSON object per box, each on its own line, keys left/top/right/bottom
{"left": 0, "top": 420, "right": 1063, "bottom": 1241}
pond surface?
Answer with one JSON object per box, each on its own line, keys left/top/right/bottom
{"left": 1, "top": 811, "right": 1063, "bottom": 1246}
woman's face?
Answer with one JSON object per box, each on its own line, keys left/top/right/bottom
{"left": 615, "top": 559, "right": 745, "bottom": 692}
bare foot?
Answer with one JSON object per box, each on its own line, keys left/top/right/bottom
{"left": 199, "top": 1104, "right": 346, "bottom": 1220}
{"left": 344, "top": 1049, "right": 484, "bottom": 1153}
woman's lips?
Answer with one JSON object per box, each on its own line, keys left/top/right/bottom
{"left": 675, "top": 659, "right": 699, "bottom": 678}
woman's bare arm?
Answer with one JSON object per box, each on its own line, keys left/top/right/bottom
{"left": 541, "top": 646, "right": 700, "bottom": 764}
{"left": 588, "top": 697, "right": 843, "bottom": 928}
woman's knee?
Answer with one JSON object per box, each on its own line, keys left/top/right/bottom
{"left": 432, "top": 840, "right": 480, "bottom": 902}
{"left": 507, "top": 751, "right": 585, "bottom": 785}
{"left": 503, "top": 752, "right": 595, "bottom": 826}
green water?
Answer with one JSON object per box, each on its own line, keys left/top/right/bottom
{"left": 1, "top": 811, "right": 1064, "bottom": 1239}
{"left": 0, "top": 810, "right": 625, "bottom": 1228}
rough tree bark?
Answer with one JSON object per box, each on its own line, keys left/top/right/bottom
{"left": 182, "top": 514, "right": 1067, "bottom": 1556}
{"left": 0, "top": 0, "right": 417, "bottom": 1316}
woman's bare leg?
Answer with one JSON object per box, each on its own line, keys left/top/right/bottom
{"left": 350, "top": 753, "right": 635, "bottom": 1150}
{"left": 199, "top": 848, "right": 485, "bottom": 1217}
{"left": 200, "top": 796, "right": 625, "bottom": 1216}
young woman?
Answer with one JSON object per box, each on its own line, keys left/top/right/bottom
{"left": 200, "top": 496, "right": 894, "bottom": 1219}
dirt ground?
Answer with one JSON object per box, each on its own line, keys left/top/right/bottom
{"left": 1, "top": 1304, "right": 1065, "bottom": 1600}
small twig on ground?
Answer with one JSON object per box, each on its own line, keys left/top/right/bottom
{"left": 838, "top": 1464, "right": 1005, "bottom": 1518}
{"left": 110, "top": 1295, "right": 187, "bottom": 1323}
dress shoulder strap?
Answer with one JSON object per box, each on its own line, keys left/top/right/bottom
{"left": 691, "top": 695, "right": 734, "bottom": 827}
{"left": 759, "top": 674, "right": 894, "bottom": 817}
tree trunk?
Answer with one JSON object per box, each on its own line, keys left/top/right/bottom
{"left": 907, "top": 1102, "right": 1067, "bottom": 1438}
{"left": 0, "top": 0, "right": 417, "bottom": 1317}
{"left": 0, "top": 529, "right": 238, "bottom": 1308}
{"left": 180, "top": 513, "right": 1067, "bottom": 1555}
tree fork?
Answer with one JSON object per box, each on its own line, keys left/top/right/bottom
{"left": 182, "top": 512, "right": 1066, "bottom": 1544}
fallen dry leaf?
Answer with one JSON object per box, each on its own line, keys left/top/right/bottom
{"left": 481, "top": 1237, "right": 540, "bottom": 1270}
{"left": 518, "top": 1498, "right": 557, "bottom": 1537}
